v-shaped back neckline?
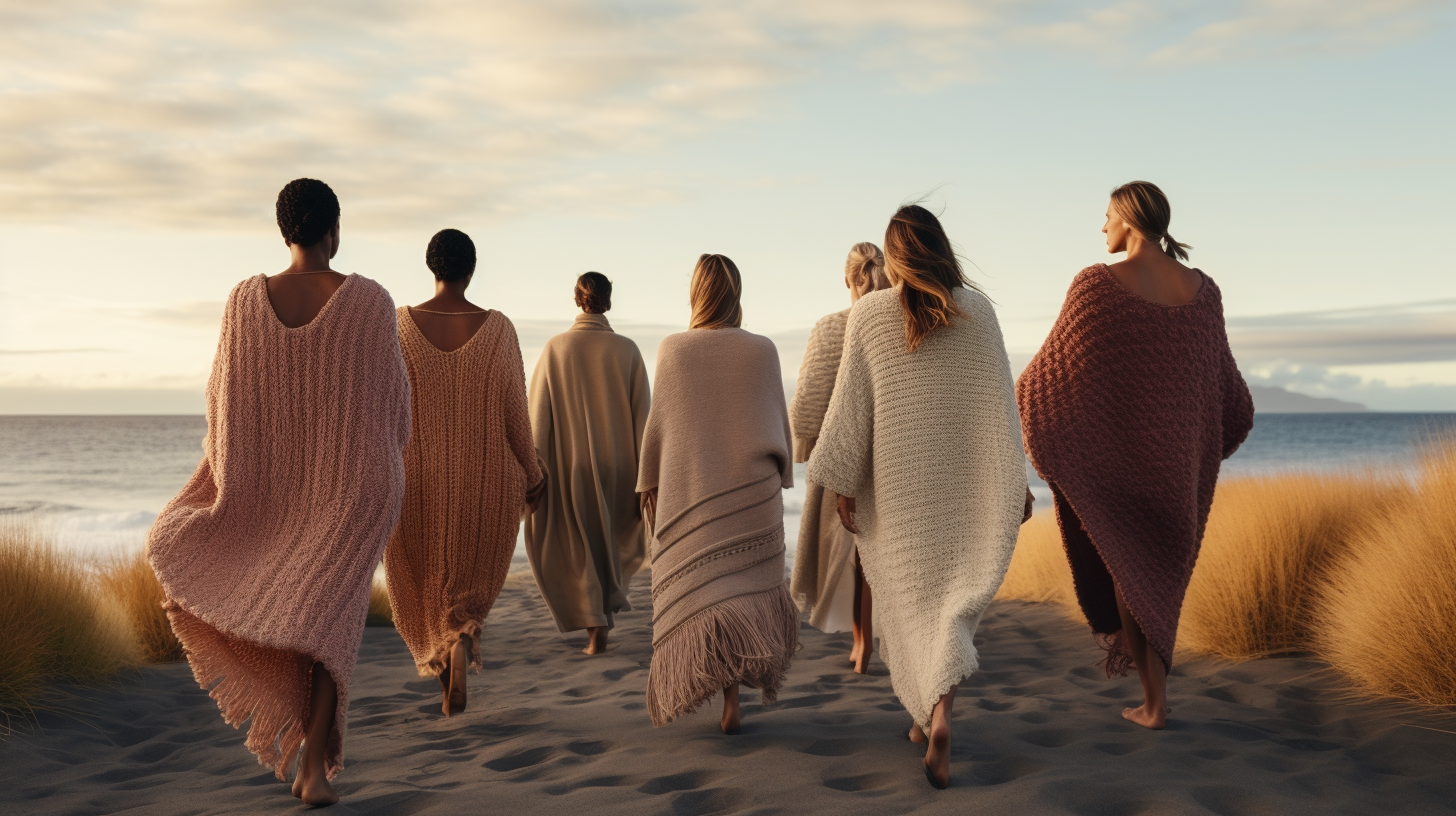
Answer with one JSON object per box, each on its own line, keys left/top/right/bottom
{"left": 403, "top": 305, "right": 495, "bottom": 355}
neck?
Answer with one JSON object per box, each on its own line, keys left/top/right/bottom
{"left": 1123, "top": 231, "right": 1164, "bottom": 261}
{"left": 284, "top": 242, "right": 334, "bottom": 274}
{"left": 433, "top": 280, "right": 472, "bottom": 302}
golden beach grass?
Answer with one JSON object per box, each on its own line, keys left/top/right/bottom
{"left": 1180, "top": 474, "right": 1411, "bottom": 661}
{"left": 0, "top": 523, "right": 138, "bottom": 723}
{"left": 999, "top": 439, "right": 1456, "bottom": 708}
{"left": 1315, "top": 443, "right": 1456, "bottom": 708}
{"left": 366, "top": 575, "right": 394, "bottom": 626}
{"left": 96, "top": 550, "right": 183, "bottom": 664}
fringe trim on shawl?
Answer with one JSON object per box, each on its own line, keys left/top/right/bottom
{"left": 646, "top": 585, "right": 799, "bottom": 727}
{"left": 418, "top": 619, "right": 483, "bottom": 678}
{"left": 1096, "top": 630, "right": 1135, "bottom": 678}
{"left": 165, "top": 601, "right": 345, "bottom": 780}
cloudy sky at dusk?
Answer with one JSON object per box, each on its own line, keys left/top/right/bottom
{"left": 1, "top": 0, "right": 1453, "bottom": 412}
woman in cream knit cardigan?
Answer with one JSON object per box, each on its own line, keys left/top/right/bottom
{"left": 789, "top": 241, "right": 890, "bottom": 674}
{"left": 809, "top": 205, "right": 1033, "bottom": 789}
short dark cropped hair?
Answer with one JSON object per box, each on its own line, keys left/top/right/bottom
{"left": 275, "top": 178, "right": 340, "bottom": 247}
{"left": 426, "top": 229, "right": 476, "bottom": 282}
{"left": 575, "top": 272, "right": 612, "bottom": 314}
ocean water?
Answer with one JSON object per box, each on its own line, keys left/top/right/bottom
{"left": 2, "top": 413, "right": 1453, "bottom": 556}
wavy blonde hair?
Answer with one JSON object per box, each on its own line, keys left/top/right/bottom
{"left": 883, "top": 205, "right": 972, "bottom": 352}
{"left": 689, "top": 253, "right": 743, "bottom": 329}
{"left": 1110, "top": 181, "right": 1192, "bottom": 261}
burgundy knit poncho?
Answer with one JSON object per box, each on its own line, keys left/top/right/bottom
{"left": 1017, "top": 264, "right": 1254, "bottom": 675}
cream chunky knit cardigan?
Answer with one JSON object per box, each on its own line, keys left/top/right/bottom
{"left": 808, "top": 286, "right": 1027, "bottom": 728}
{"left": 149, "top": 274, "right": 410, "bottom": 780}
{"left": 788, "top": 309, "right": 856, "bottom": 632}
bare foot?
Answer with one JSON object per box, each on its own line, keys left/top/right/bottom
{"left": 1122, "top": 703, "right": 1166, "bottom": 730}
{"left": 908, "top": 722, "right": 927, "bottom": 743}
{"left": 583, "top": 627, "right": 607, "bottom": 655}
{"left": 923, "top": 719, "right": 950, "bottom": 789}
{"left": 853, "top": 648, "right": 870, "bottom": 675}
{"left": 296, "top": 770, "right": 338, "bottom": 807}
{"left": 294, "top": 754, "right": 338, "bottom": 806}
{"left": 720, "top": 684, "right": 741, "bottom": 734}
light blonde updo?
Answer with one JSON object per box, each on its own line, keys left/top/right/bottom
{"left": 845, "top": 242, "right": 890, "bottom": 292}
{"left": 1110, "top": 180, "right": 1192, "bottom": 262}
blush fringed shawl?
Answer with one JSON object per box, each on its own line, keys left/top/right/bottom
{"left": 636, "top": 328, "right": 798, "bottom": 726}
{"left": 1016, "top": 264, "right": 1254, "bottom": 676}
{"left": 147, "top": 274, "right": 410, "bottom": 780}
{"left": 808, "top": 287, "right": 1027, "bottom": 729}
{"left": 386, "top": 308, "right": 543, "bottom": 677}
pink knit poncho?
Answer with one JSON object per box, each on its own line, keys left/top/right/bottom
{"left": 1017, "top": 264, "right": 1254, "bottom": 675}
{"left": 148, "top": 274, "right": 410, "bottom": 780}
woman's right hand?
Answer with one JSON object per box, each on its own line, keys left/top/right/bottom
{"left": 836, "top": 493, "right": 859, "bottom": 534}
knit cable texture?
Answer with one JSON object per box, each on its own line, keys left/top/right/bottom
{"left": 808, "top": 286, "right": 1027, "bottom": 729}
{"left": 148, "top": 274, "right": 410, "bottom": 781}
{"left": 787, "top": 308, "right": 856, "bottom": 631}
{"left": 385, "top": 307, "right": 543, "bottom": 678}
{"left": 1016, "top": 264, "right": 1254, "bottom": 676}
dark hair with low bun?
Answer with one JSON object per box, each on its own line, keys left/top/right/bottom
{"left": 1109, "top": 180, "right": 1192, "bottom": 261}
{"left": 425, "top": 229, "right": 476, "bottom": 282}
{"left": 575, "top": 272, "right": 612, "bottom": 314}
{"left": 275, "top": 178, "right": 340, "bottom": 247}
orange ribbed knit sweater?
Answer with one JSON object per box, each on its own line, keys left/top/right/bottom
{"left": 148, "top": 274, "right": 410, "bottom": 781}
{"left": 385, "top": 308, "right": 543, "bottom": 678}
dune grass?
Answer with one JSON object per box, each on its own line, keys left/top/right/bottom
{"left": 1180, "top": 474, "right": 1410, "bottom": 661}
{"left": 0, "top": 523, "right": 139, "bottom": 725}
{"left": 1315, "top": 444, "right": 1456, "bottom": 708}
{"left": 999, "top": 439, "right": 1456, "bottom": 708}
{"left": 366, "top": 575, "right": 394, "bottom": 627}
{"left": 97, "top": 549, "right": 183, "bottom": 664}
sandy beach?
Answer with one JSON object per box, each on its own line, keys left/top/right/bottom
{"left": 3, "top": 566, "right": 1453, "bottom": 816}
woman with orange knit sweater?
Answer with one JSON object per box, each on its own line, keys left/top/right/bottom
{"left": 384, "top": 228, "right": 545, "bottom": 717}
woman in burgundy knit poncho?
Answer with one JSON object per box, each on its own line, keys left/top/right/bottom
{"left": 1017, "top": 181, "right": 1254, "bottom": 730}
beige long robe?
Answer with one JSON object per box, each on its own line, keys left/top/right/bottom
{"left": 787, "top": 309, "right": 857, "bottom": 632}
{"left": 525, "top": 313, "right": 651, "bottom": 632}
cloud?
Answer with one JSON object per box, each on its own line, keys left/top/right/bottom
{"left": 0, "top": 1, "right": 1440, "bottom": 231}
{"left": 1227, "top": 297, "right": 1456, "bottom": 366}
{"left": 0, "top": 347, "right": 113, "bottom": 354}
{"left": 123, "top": 301, "right": 226, "bottom": 330}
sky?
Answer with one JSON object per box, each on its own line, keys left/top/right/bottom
{"left": 1, "top": 0, "right": 1454, "bottom": 413}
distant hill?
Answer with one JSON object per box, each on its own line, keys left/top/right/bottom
{"left": 1249, "top": 385, "right": 1367, "bottom": 413}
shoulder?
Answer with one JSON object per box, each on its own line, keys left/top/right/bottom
{"left": 952, "top": 285, "right": 996, "bottom": 315}
{"left": 813, "top": 309, "right": 850, "bottom": 332}
{"left": 844, "top": 288, "right": 900, "bottom": 335}
{"left": 342, "top": 274, "right": 397, "bottom": 313}
{"left": 227, "top": 274, "right": 266, "bottom": 305}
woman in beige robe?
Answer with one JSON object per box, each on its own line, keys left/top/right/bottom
{"left": 525, "top": 272, "right": 651, "bottom": 655}
{"left": 789, "top": 241, "right": 890, "bottom": 674}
